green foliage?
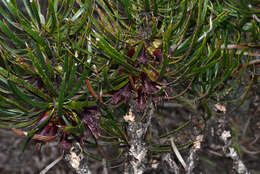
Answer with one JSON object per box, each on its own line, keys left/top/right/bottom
{"left": 0, "top": 0, "right": 259, "bottom": 158}
{"left": 0, "top": 0, "right": 97, "bottom": 149}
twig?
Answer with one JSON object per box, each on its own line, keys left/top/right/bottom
{"left": 242, "top": 115, "right": 252, "bottom": 137}
{"left": 11, "top": 128, "right": 57, "bottom": 142}
{"left": 39, "top": 155, "right": 63, "bottom": 174}
{"left": 220, "top": 44, "right": 260, "bottom": 57}
{"left": 240, "top": 145, "right": 260, "bottom": 156}
{"left": 207, "top": 149, "right": 223, "bottom": 157}
{"left": 162, "top": 153, "right": 180, "bottom": 174}
{"left": 242, "top": 59, "right": 260, "bottom": 68}
{"left": 249, "top": 135, "right": 259, "bottom": 146}
{"left": 164, "top": 79, "right": 193, "bottom": 100}
{"left": 85, "top": 79, "right": 99, "bottom": 100}
{"left": 220, "top": 44, "right": 260, "bottom": 50}
{"left": 169, "top": 137, "right": 187, "bottom": 171}
{"left": 231, "top": 59, "right": 260, "bottom": 76}
{"left": 234, "top": 51, "right": 260, "bottom": 57}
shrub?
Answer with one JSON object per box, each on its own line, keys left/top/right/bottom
{"left": 0, "top": 0, "right": 259, "bottom": 173}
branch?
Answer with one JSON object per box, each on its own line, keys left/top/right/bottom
{"left": 162, "top": 153, "right": 180, "bottom": 174}
{"left": 186, "top": 135, "right": 204, "bottom": 174}
{"left": 220, "top": 131, "right": 251, "bottom": 174}
{"left": 124, "top": 100, "right": 155, "bottom": 174}
{"left": 220, "top": 44, "right": 260, "bottom": 57}
{"left": 64, "top": 143, "right": 92, "bottom": 174}
{"left": 206, "top": 116, "right": 251, "bottom": 174}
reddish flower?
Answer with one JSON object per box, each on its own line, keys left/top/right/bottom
{"left": 112, "top": 84, "right": 131, "bottom": 104}
{"left": 136, "top": 48, "right": 148, "bottom": 64}
{"left": 153, "top": 49, "right": 163, "bottom": 63}
{"left": 126, "top": 47, "right": 136, "bottom": 57}
{"left": 36, "top": 78, "right": 44, "bottom": 90}
{"left": 81, "top": 109, "right": 101, "bottom": 138}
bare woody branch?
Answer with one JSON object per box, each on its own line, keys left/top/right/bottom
{"left": 162, "top": 153, "right": 180, "bottom": 174}
{"left": 64, "top": 143, "right": 92, "bottom": 174}
{"left": 186, "top": 135, "right": 204, "bottom": 174}
{"left": 124, "top": 100, "right": 155, "bottom": 174}
{"left": 220, "top": 131, "right": 251, "bottom": 174}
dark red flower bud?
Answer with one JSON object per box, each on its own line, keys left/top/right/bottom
{"left": 126, "top": 47, "right": 136, "bottom": 57}
{"left": 112, "top": 90, "right": 122, "bottom": 104}
{"left": 136, "top": 48, "right": 148, "bottom": 64}
{"left": 82, "top": 110, "right": 101, "bottom": 138}
{"left": 143, "top": 79, "right": 158, "bottom": 94}
{"left": 36, "top": 79, "right": 44, "bottom": 90}
{"left": 118, "top": 68, "right": 125, "bottom": 76}
{"left": 153, "top": 49, "right": 162, "bottom": 63}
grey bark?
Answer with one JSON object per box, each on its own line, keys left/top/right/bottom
{"left": 186, "top": 135, "right": 204, "bottom": 174}
{"left": 64, "top": 143, "right": 92, "bottom": 174}
{"left": 220, "top": 131, "right": 251, "bottom": 174}
{"left": 123, "top": 100, "right": 155, "bottom": 174}
{"left": 206, "top": 116, "right": 251, "bottom": 174}
{"left": 162, "top": 153, "right": 180, "bottom": 174}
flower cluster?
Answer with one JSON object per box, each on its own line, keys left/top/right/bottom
{"left": 32, "top": 108, "right": 100, "bottom": 150}
{"left": 111, "top": 45, "right": 172, "bottom": 111}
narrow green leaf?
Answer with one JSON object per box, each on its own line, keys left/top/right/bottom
{"left": 64, "top": 100, "right": 96, "bottom": 112}
{"left": 23, "top": 0, "right": 38, "bottom": 28}
{"left": 158, "top": 21, "right": 173, "bottom": 80}
{"left": 0, "top": 67, "right": 51, "bottom": 101}
{"left": 30, "top": 0, "right": 42, "bottom": 29}
{"left": 20, "top": 22, "right": 52, "bottom": 57}
{"left": 132, "top": 41, "right": 144, "bottom": 61}
{"left": 27, "top": 47, "right": 57, "bottom": 96}
{"left": 62, "top": 126, "right": 81, "bottom": 136}
{"left": 0, "top": 21, "right": 24, "bottom": 47}
{"left": 198, "top": 11, "right": 229, "bottom": 42}
{"left": 7, "top": 80, "right": 50, "bottom": 108}
{"left": 22, "top": 108, "right": 54, "bottom": 152}
{"left": 106, "top": 118, "right": 127, "bottom": 142}
{"left": 0, "top": 109, "right": 24, "bottom": 117}
{"left": 0, "top": 94, "right": 27, "bottom": 112}
{"left": 201, "top": 99, "right": 212, "bottom": 119}
{"left": 71, "top": 4, "right": 87, "bottom": 22}
{"left": 65, "top": 59, "right": 77, "bottom": 96}
{"left": 2, "top": 0, "right": 18, "bottom": 17}
{"left": 57, "top": 73, "right": 67, "bottom": 118}
{"left": 191, "top": 56, "right": 222, "bottom": 73}
{"left": 65, "top": 65, "right": 89, "bottom": 100}
{"left": 0, "top": 5, "right": 22, "bottom": 30}
{"left": 34, "top": 43, "right": 53, "bottom": 78}
{"left": 200, "top": 0, "right": 208, "bottom": 25}
{"left": 123, "top": 0, "right": 133, "bottom": 22}
{"left": 212, "top": 51, "right": 241, "bottom": 91}
{"left": 160, "top": 120, "right": 191, "bottom": 138}
{"left": 12, "top": 117, "right": 39, "bottom": 128}
{"left": 47, "top": 0, "right": 57, "bottom": 33}
{"left": 145, "top": 0, "right": 150, "bottom": 12}
{"left": 96, "top": 34, "right": 138, "bottom": 74}
{"left": 103, "top": 78, "right": 129, "bottom": 93}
